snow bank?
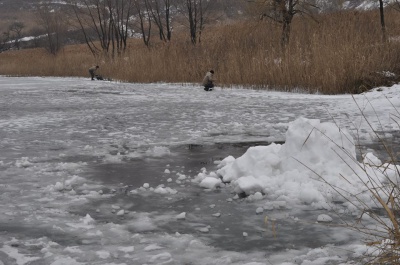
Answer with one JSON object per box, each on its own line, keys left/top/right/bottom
{"left": 197, "top": 117, "right": 398, "bottom": 212}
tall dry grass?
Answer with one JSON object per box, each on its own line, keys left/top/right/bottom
{"left": 1, "top": 10, "right": 400, "bottom": 94}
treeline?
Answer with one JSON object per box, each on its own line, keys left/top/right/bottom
{"left": 0, "top": 1, "right": 400, "bottom": 94}
{"left": 0, "top": 0, "right": 245, "bottom": 54}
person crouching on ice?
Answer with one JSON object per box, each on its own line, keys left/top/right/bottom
{"left": 202, "top": 70, "right": 215, "bottom": 91}
{"left": 89, "top": 65, "right": 99, "bottom": 80}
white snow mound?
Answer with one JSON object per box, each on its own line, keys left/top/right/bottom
{"left": 209, "top": 117, "right": 396, "bottom": 211}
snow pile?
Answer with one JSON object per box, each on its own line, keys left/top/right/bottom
{"left": 46, "top": 175, "right": 87, "bottom": 192}
{"left": 145, "top": 146, "right": 171, "bottom": 157}
{"left": 199, "top": 176, "right": 223, "bottom": 189}
{"left": 153, "top": 186, "right": 178, "bottom": 195}
{"left": 15, "top": 157, "right": 33, "bottom": 168}
{"left": 129, "top": 183, "right": 178, "bottom": 195}
{"left": 196, "top": 117, "right": 398, "bottom": 212}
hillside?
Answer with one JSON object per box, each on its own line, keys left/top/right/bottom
{"left": 0, "top": 0, "right": 396, "bottom": 39}
{"left": 0, "top": 0, "right": 249, "bottom": 47}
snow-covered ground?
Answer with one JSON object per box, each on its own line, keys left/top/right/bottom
{"left": 0, "top": 76, "right": 399, "bottom": 265}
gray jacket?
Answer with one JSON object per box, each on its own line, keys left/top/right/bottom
{"left": 89, "top": 66, "right": 98, "bottom": 73}
{"left": 202, "top": 71, "right": 214, "bottom": 86}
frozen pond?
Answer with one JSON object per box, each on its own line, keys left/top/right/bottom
{"left": 0, "top": 76, "right": 399, "bottom": 265}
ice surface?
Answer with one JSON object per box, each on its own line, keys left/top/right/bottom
{"left": 0, "top": 76, "right": 399, "bottom": 264}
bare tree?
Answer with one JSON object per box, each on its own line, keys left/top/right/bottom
{"left": 164, "top": 0, "right": 172, "bottom": 41}
{"left": 0, "top": 31, "right": 11, "bottom": 52}
{"left": 0, "top": 22, "right": 25, "bottom": 51}
{"left": 114, "top": 0, "right": 134, "bottom": 54}
{"left": 68, "top": 0, "right": 100, "bottom": 56}
{"left": 134, "top": 0, "right": 152, "bottom": 47}
{"left": 8, "top": 22, "right": 25, "bottom": 50}
{"left": 391, "top": 0, "right": 400, "bottom": 10}
{"left": 176, "top": 0, "right": 217, "bottom": 45}
{"left": 256, "top": 0, "right": 318, "bottom": 49}
{"left": 147, "top": 0, "right": 173, "bottom": 42}
{"left": 36, "top": 1, "right": 67, "bottom": 55}
{"left": 378, "top": 0, "right": 387, "bottom": 42}
{"left": 68, "top": 0, "right": 133, "bottom": 58}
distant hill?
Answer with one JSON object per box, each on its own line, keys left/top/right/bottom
{"left": 0, "top": 0, "right": 62, "bottom": 33}
{"left": 0, "top": 0, "right": 397, "bottom": 50}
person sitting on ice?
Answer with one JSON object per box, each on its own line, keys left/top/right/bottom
{"left": 202, "top": 70, "right": 215, "bottom": 91}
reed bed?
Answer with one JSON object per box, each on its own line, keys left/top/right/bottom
{"left": 1, "top": 10, "right": 400, "bottom": 94}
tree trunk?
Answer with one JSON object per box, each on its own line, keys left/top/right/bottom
{"left": 379, "top": 0, "right": 387, "bottom": 42}
{"left": 277, "top": 0, "right": 293, "bottom": 49}
{"left": 165, "top": 0, "right": 171, "bottom": 41}
{"left": 281, "top": 18, "right": 291, "bottom": 49}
